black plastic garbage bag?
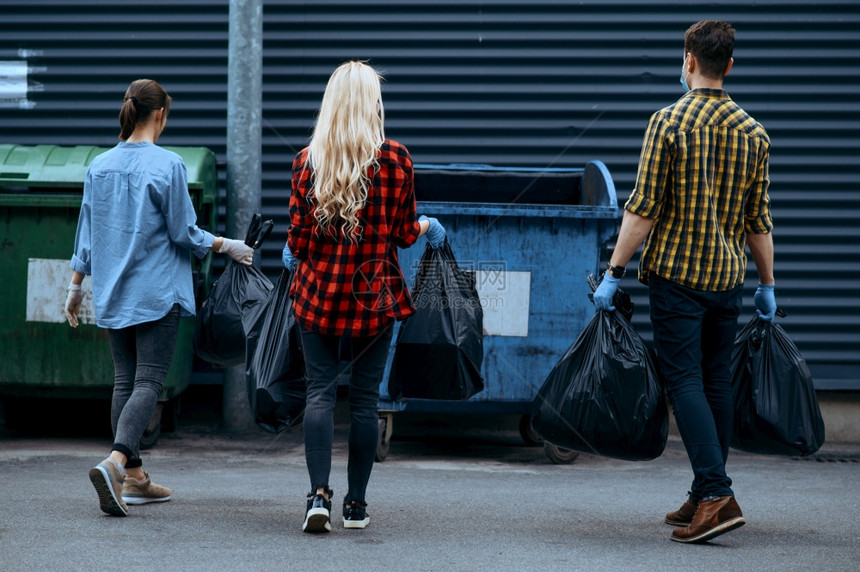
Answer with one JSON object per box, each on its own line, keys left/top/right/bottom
{"left": 193, "top": 215, "right": 274, "bottom": 368}
{"left": 730, "top": 315, "right": 825, "bottom": 456}
{"left": 242, "top": 269, "right": 306, "bottom": 433}
{"left": 532, "top": 297, "right": 668, "bottom": 461}
{"left": 388, "top": 240, "right": 484, "bottom": 401}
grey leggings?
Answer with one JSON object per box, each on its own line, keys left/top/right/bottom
{"left": 106, "top": 305, "right": 180, "bottom": 468}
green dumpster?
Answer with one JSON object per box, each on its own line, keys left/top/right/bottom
{"left": 0, "top": 144, "right": 217, "bottom": 445}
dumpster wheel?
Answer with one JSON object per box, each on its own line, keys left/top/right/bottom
{"left": 518, "top": 414, "right": 544, "bottom": 446}
{"left": 139, "top": 402, "right": 164, "bottom": 450}
{"left": 375, "top": 412, "right": 394, "bottom": 462}
{"left": 544, "top": 442, "right": 579, "bottom": 465}
{"left": 161, "top": 397, "right": 180, "bottom": 433}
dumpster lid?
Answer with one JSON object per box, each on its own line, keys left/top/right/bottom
{"left": 0, "top": 144, "right": 216, "bottom": 192}
{"left": 413, "top": 160, "right": 616, "bottom": 209}
{"left": 0, "top": 144, "right": 105, "bottom": 187}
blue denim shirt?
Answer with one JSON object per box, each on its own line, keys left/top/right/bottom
{"left": 70, "top": 142, "right": 215, "bottom": 328}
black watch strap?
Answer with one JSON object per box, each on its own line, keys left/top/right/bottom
{"left": 607, "top": 264, "right": 626, "bottom": 279}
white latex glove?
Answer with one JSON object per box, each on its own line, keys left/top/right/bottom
{"left": 218, "top": 237, "right": 254, "bottom": 265}
{"left": 65, "top": 283, "right": 83, "bottom": 328}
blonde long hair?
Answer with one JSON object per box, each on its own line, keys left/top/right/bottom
{"left": 308, "top": 61, "right": 385, "bottom": 242}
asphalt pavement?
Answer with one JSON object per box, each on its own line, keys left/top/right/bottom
{"left": 0, "top": 397, "right": 858, "bottom": 572}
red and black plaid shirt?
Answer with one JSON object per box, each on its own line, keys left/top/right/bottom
{"left": 287, "top": 139, "right": 422, "bottom": 336}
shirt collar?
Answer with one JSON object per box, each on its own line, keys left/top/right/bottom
{"left": 684, "top": 88, "right": 731, "bottom": 100}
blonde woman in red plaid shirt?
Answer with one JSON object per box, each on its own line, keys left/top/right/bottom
{"left": 283, "top": 61, "right": 445, "bottom": 533}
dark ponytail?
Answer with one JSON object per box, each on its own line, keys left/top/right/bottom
{"left": 118, "top": 79, "right": 172, "bottom": 141}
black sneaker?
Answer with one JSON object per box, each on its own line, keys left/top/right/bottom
{"left": 302, "top": 488, "right": 332, "bottom": 533}
{"left": 343, "top": 500, "right": 370, "bottom": 529}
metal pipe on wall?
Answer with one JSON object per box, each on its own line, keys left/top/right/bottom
{"left": 223, "top": 0, "right": 262, "bottom": 431}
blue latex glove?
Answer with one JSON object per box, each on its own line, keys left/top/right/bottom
{"left": 754, "top": 283, "right": 776, "bottom": 321}
{"left": 282, "top": 242, "right": 298, "bottom": 271}
{"left": 418, "top": 215, "right": 446, "bottom": 248}
{"left": 593, "top": 273, "right": 620, "bottom": 311}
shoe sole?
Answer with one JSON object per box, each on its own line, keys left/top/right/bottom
{"left": 122, "top": 495, "right": 172, "bottom": 505}
{"left": 302, "top": 508, "right": 331, "bottom": 533}
{"left": 671, "top": 517, "right": 746, "bottom": 544}
{"left": 88, "top": 466, "right": 128, "bottom": 517}
{"left": 343, "top": 517, "right": 370, "bottom": 529}
{"left": 665, "top": 517, "right": 691, "bottom": 527}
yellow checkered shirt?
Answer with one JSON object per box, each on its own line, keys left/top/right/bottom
{"left": 625, "top": 88, "right": 773, "bottom": 291}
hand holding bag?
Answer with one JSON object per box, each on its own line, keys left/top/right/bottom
{"left": 730, "top": 312, "right": 825, "bottom": 456}
{"left": 387, "top": 240, "right": 485, "bottom": 401}
{"left": 532, "top": 277, "right": 668, "bottom": 461}
{"left": 193, "top": 214, "right": 274, "bottom": 367}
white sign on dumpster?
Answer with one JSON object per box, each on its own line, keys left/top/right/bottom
{"left": 26, "top": 258, "right": 96, "bottom": 325}
{"left": 476, "top": 270, "right": 530, "bottom": 337}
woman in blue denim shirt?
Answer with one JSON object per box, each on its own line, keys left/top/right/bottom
{"left": 65, "top": 79, "right": 254, "bottom": 517}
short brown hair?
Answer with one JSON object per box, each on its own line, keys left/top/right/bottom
{"left": 684, "top": 20, "right": 735, "bottom": 80}
{"left": 118, "top": 79, "right": 172, "bottom": 140}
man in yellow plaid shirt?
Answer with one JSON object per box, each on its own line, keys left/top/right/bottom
{"left": 594, "top": 20, "right": 776, "bottom": 544}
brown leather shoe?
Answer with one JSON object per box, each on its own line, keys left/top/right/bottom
{"left": 665, "top": 497, "right": 698, "bottom": 526}
{"left": 671, "top": 496, "right": 745, "bottom": 544}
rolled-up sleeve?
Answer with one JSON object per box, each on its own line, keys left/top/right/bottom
{"left": 625, "top": 112, "right": 673, "bottom": 219}
{"left": 162, "top": 161, "right": 215, "bottom": 258}
{"left": 70, "top": 171, "right": 93, "bottom": 274}
{"left": 744, "top": 134, "right": 774, "bottom": 234}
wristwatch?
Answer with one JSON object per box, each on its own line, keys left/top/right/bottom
{"left": 606, "top": 263, "right": 626, "bottom": 279}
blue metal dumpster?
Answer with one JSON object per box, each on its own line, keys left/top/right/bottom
{"left": 376, "top": 161, "right": 620, "bottom": 462}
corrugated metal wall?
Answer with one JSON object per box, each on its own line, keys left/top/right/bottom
{"left": 1, "top": 0, "right": 858, "bottom": 388}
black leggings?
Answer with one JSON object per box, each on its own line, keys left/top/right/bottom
{"left": 300, "top": 325, "right": 393, "bottom": 504}
{"left": 106, "top": 305, "right": 180, "bottom": 468}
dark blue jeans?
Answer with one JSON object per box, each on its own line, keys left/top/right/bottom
{"left": 299, "top": 325, "right": 394, "bottom": 504}
{"left": 107, "top": 304, "right": 180, "bottom": 468}
{"left": 649, "top": 274, "right": 741, "bottom": 501}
